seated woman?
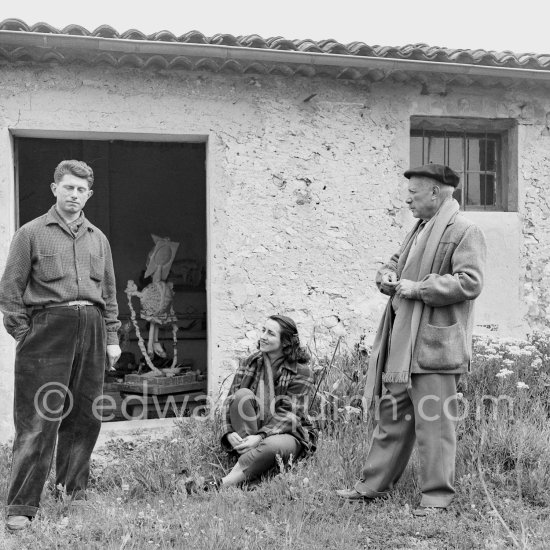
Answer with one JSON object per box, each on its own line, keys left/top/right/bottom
{"left": 217, "top": 314, "right": 317, "bottom": 488}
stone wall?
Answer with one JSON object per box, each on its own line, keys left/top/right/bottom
{"left": 0, "top": 62, "right": 549, "bottom": 440}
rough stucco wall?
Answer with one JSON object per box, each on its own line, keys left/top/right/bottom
{"left": 213, "top": 80, "right": 409, "bottom": 360}
{"left": 520, "top": 124, "right": 550, "bottom": 328}
{"left": 0, "top": 62, "right": 549, "bottom": 440}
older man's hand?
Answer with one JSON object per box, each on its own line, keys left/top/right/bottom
{"left": 380, "top": 271, "right": 398, "bottom": 295}
{"left": 395, "top": 279, "right": 420, "bottom": 299}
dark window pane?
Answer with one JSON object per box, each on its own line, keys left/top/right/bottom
{"left": 479, "top": 139, "right": 497, "bottom": 171}
{"left": 410, "top": 136, "right": 424, "bottom": 167}
{"left": 480, "top": 174, "right": 495, "bottom": 206}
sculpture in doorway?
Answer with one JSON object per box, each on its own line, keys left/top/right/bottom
{"left": 125, "top": 235, "right": 180, "bottom": 376}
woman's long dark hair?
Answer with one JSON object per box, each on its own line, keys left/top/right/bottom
{"left": 268, "top": 314, "right": 310, "bottom": 364}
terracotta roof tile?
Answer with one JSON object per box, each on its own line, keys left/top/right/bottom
{"left": 178, "top": 30, "right": 209, "bottom": 44}
{"left": 238, "top": 34, "right": 269, "bottom": 49}
{"left": 93, "top": 25, "right": 120, "bottom": 39}
{"left": 1, "top": 18, "right": 549, "bottom": 80}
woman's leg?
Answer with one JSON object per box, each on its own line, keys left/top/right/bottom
{"left": 218, "top": 388, "right": 261, "bottom": 487}
{"left": 222, "top": 434, "right": 302, "bottom": 486}
{"left": 228, "top": 388, "right": 259, "bottom": 438}
{"left": 221, "top": 461, "right": 247, "bottom": 486}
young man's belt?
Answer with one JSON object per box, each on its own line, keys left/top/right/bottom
{"left": 33, "top": 300, "right": 95, "bottom": 310}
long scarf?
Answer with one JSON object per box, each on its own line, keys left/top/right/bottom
{"left": 256, "top": 353, "right": 284, "bottom": 425}
{"left": 363, "top": 198, "right": 460, "bottom": 407}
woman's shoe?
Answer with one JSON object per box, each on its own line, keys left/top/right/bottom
{"left": 203, "top": 475, "right": 222, "bottom": 492}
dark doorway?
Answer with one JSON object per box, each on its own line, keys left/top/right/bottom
{"left": 16, "top": 137, "right": 207, "bottom": 420}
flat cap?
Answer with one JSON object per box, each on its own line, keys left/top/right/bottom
{"left": 404, "top": 163, "right": 460, "bottom": 188}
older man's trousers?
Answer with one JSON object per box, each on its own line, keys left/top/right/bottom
{"left": 229, "top": 388, "right": 302, "bottom": 480}
{"left": 355, "top": 373, "right": 460, "bottom": 508}
{"left": 7, "top": 305, "right": 106, "bottom": 518}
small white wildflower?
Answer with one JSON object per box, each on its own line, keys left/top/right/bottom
{"left": 456, "top": 392, "right": 463, "bottom": 399}
{"left": 496, "top": 368, "right": 514, "bottom": 378}
{"left": 517, "top": 381, "right": 529, "bottom": 389}
{"left": 502, "top": 359, "right": 515, "bottom": 367}
{"left": 532, "top": 357, "right": 543, "bottom": 369}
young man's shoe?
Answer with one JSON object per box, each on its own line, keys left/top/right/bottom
{"left": 6, "top": 515, "right": 31, "bottom": 531}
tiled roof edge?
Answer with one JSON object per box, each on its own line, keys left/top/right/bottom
{"left": 1, "top": 18, "right": 549, "bottom": 71}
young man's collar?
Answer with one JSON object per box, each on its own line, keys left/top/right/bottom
{"left": 46, "top": 205, "right": 91, "bottom": 231}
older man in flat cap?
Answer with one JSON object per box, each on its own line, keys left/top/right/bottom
{"left": 337, "top": 163, "right": 486, "bottom": 516}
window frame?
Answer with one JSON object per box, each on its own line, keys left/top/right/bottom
{"left": 410, "top": 116, "right": 518, "bottom": 212}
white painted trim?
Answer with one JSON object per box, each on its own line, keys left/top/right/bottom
{"left": 205, "top": 136, "right": 215, "bottom": 399}
{"left": 10, "top": 128, "right": 208, "bottom": 142}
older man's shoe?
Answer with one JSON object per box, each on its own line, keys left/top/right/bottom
{"left": 6, "top": 515, "right": 31, "bottom": 531}
{"left": 335, "top": 488, "right": 373, "bottom": 501}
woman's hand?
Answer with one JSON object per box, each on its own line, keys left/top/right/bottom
{"left": 233, "top": 434, "right": 264, "bottom": 454}
{"left": 226, "top": 432, "right": 243, "bottom": 449}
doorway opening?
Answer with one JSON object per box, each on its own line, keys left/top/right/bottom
{"left": 16, "top": 136, "right": 207, "bottom": 421}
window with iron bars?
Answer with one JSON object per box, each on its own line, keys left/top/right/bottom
{"left": 410, "top": 117, "right": 517, "bottom": 212}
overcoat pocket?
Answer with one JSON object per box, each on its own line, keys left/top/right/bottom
{"left": 417, "top": 322, "right": 469, "bottom": 370}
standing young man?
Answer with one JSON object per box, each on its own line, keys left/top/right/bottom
{"left": 0, "top": 160, "right": 121, "bottom": 531}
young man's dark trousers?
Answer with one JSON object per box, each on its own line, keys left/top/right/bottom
{"left": 7, "top": 304, "right": 106, "bottom": 518}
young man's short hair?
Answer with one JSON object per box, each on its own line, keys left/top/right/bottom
{"left": 53, "top": 160, "right": 94, "bottom": 187}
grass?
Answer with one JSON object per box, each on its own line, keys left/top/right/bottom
{"left": 1, "top": 333, "right": 550, "bottom": 549}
